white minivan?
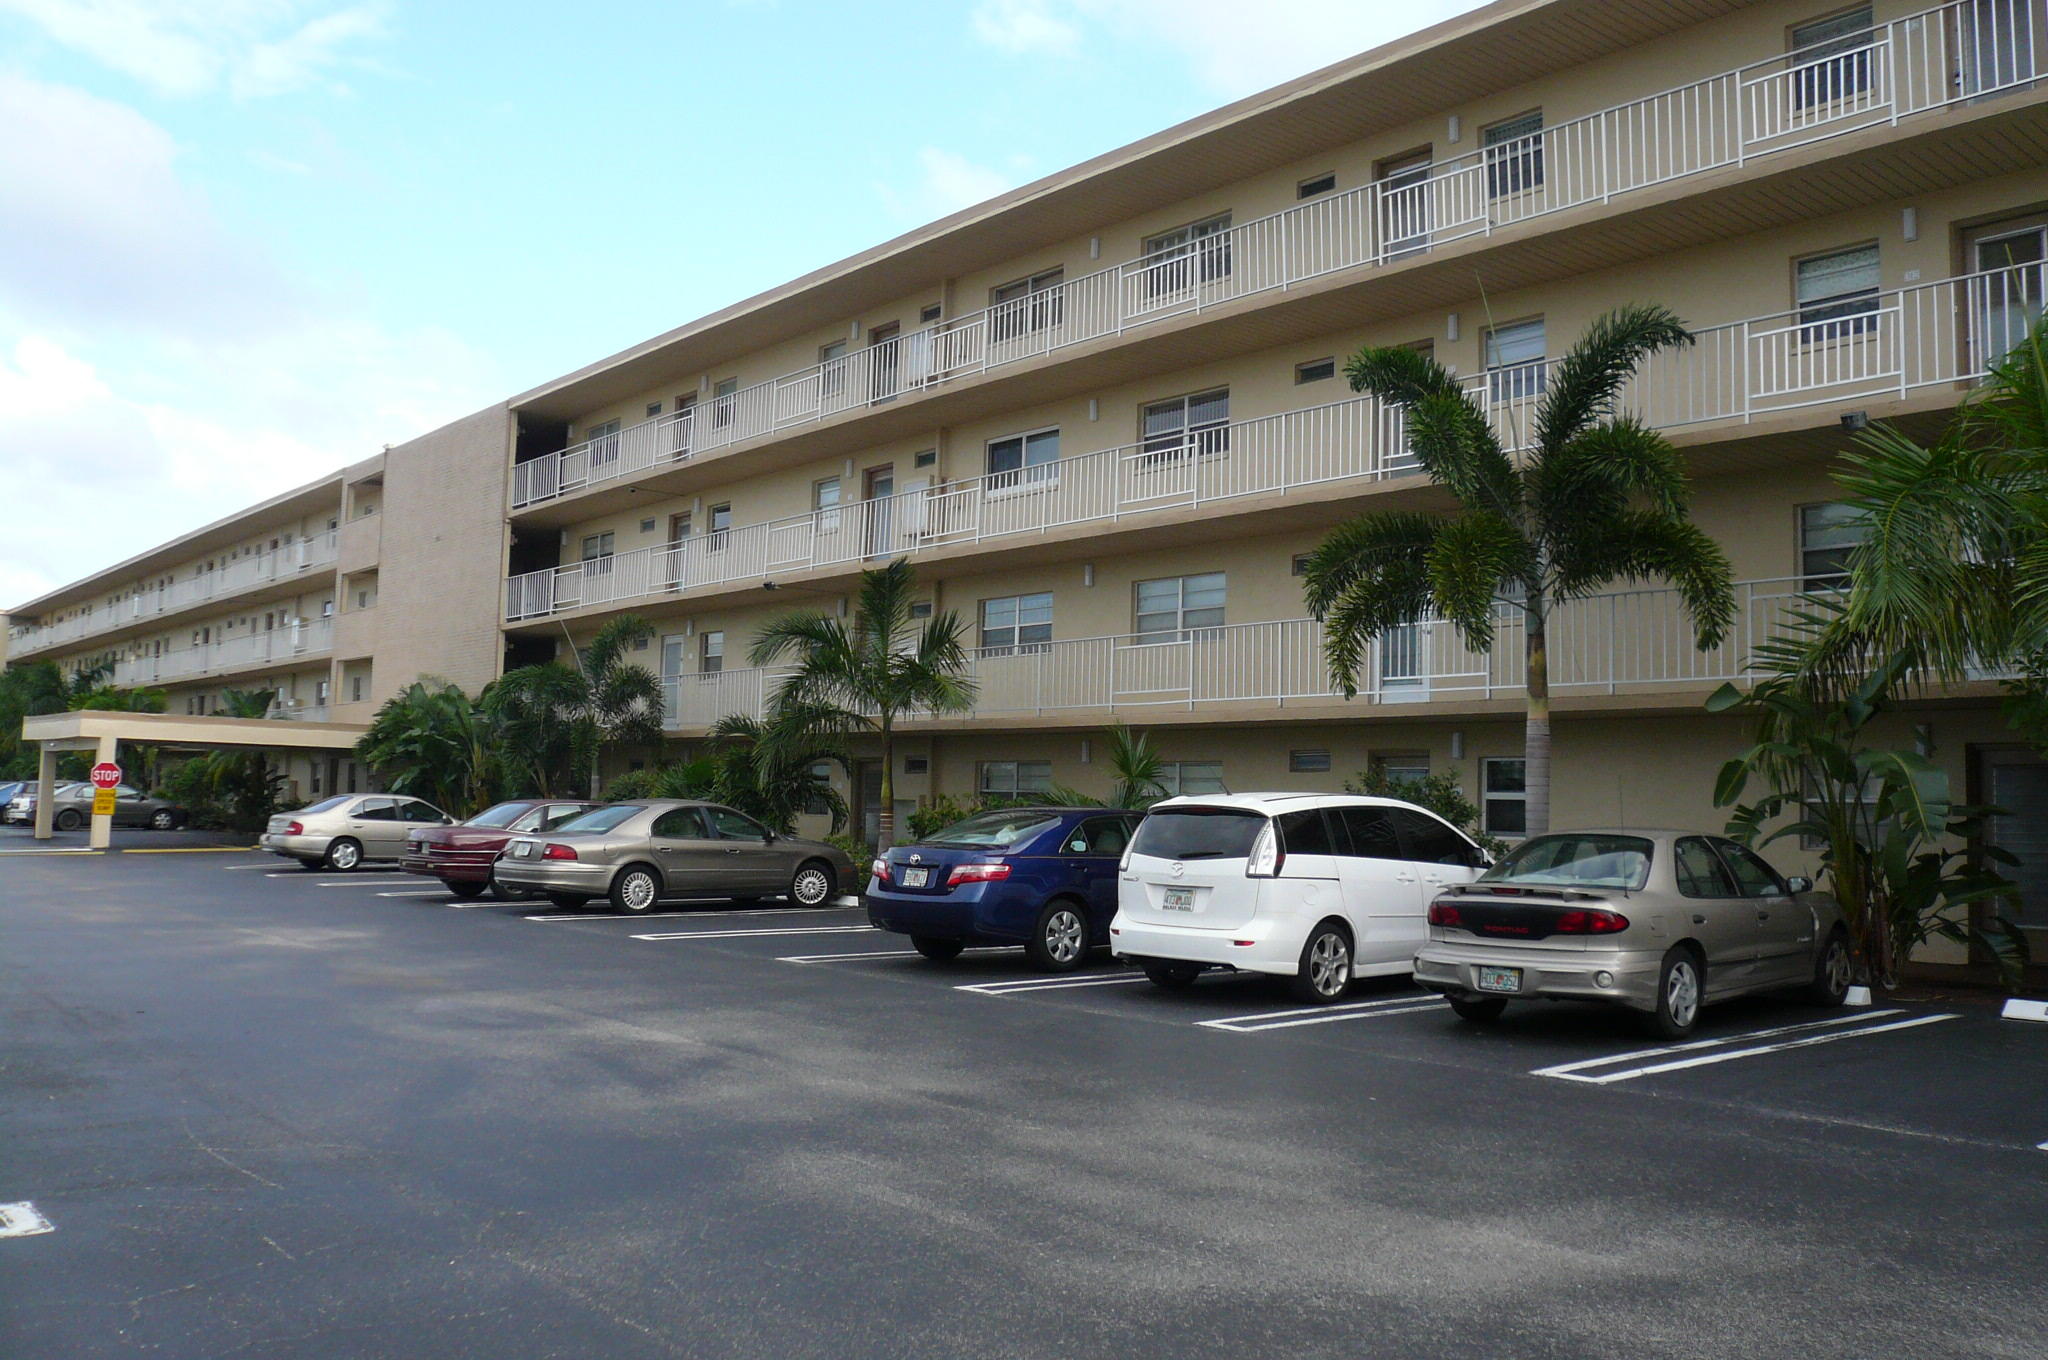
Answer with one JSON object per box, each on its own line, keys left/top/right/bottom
{"left": 1110, "top": 793, "right": 1490, "bottom": 1003}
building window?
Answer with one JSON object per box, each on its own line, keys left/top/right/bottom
{"left": 987, "top": 428, "right": 1060, "bottom": 486}
{"left": 1141, "top": 213, "right": 1232, "bottom": 298}
{"left": 1140, "top": 388, "right": 1230, "bottom": 461}
{"left": 904, "top": 756, "right": 929, "bottom": 774}
{"left": 646, "top": 401, "right": 662, "bottom": 418}
{"left": 321, "top": 599, "right": 334, "bottom": 618}
{"left": 990, "top": 268, "right": 1064, "bottom": 341}
{"left": 350, "top": 674, "right": 365, "bottom": 703}
{"left": 819, "top": 340, "right": 848, "bottom": 398}
{"left": 909, "top": 601, "right": 933, "bottom": 619}
{"left": 1297, "top": 173, "right": 1336, "bottom": 199}
{"left": 1295, "top": 357, "right": 1336, "bottom": 385}
{"left": 980, "top": 592, "right": 1053, "bottom": 655}
{"left": 1485, "top": 318, "right": 1547, "bottom": 403}
{"left": 1799, "top": 502, "right": 1869, "bottom": 589}
{"left": 1291, "top": 553, "right": 1312, "bottom": 577}
{"left": 581, "top": 532, "right": 615, "bottom": 567}
{"left": 586, "top": 419, "right": 622, "bottom": 469}
{"left": 700, "top": 630, "right": 724, "bottom": 674}
{"left": 1159, "top": 761, "right": 1226, "bottom": 796}
{"left": 707, "top": 503, "right": 731, "bottom": 552}
{"left": 1135, "top": 572, "right": 1226, "bottom": 642}
{"left": 813, "top": 476, "right": 841, "bottom": 530}
{"left": 980, "top": 760, "right": 1053, "bottom": 797}
{"left": 1289, "top": 749, "right": 1332, "bottom": 773}
{"left": 669, "top": 512, "right": 692, "bottom": 546}
{"left": 1482, "top": 758, "right": 1527, "bottom": 835}
{"left": 712, "top": 377, "right": 738, "bottom": 428}
{"left": 1483, "top": 111, "right": 1544, "bottom": 197}
{"left": 914, "top": 449, "right": 937, "bottom": 468}
{"left": 919, "top": 302, "right": 943, "bottom": 324}
{"left": 1375, "top": 753, "right": 1431, "bottom": 789}
{"left": 803, "top": 761, "right": 835, "bottom": 816}
{"left": 1795, "top": 244, "right": 1880, "bottom": 336}
{"left": 1789, "top": 6, "right": 1874, "bottom": 108}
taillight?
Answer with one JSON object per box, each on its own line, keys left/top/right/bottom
{"left": 870, "top": 857, "right": 890, "bottom": 884}
{"left": 1554, "top": 909, "right": 1630, "bottom": 934}
{"left": 947, "top": 862, "right": 1012, "bottom": 885}
{"left": 286, "top": 821, "right": 304, "bottom": 836}
{"left": 541, "top": 843, "right": 578, "bottom": 861}
{"left": 1427, "top": 902, "right": 1463, "bottom": 928}
{"left": 1245, "top": 822, "right": 1282, "bottom": 878}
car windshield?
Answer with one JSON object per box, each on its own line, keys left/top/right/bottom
{"left": 923, "top": 811, "right": 1059, "bottom": 849}
{"left": 551, "top": 805, "right": 643, "bottom": 835}
{"left": 1130, "top": 807, "right": 1267, "bottom": 861}
{"left": 1481, "top": 834, "right": 1655, "bottom": 891}
{"left": 466, "top": 802, "right": 532, "bottom": 829}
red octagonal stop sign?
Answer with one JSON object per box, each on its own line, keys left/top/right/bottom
{"left": 89, "top": 762, "right": 122, "bottom": 790}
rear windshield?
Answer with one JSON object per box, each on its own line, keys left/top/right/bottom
{"left": 1131, "top": 808, "right": 1267, "bottom": 861}
{"left": 1482, "top": 833, "right": 1654, "bottom": 891}
{"left": 466, "top": 802, "right": 532, "bottom": 829}
{"left": 551, "top": 804, "right": 642, "bottom": 835}
{"left": 924, "top": 811, "right": 1059, "bottom": 849}
{"left": 300, "top": 796, "right": 351, "bottom": 814}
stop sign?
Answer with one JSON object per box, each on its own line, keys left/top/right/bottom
{"left": 89, "top": 762, "right": 122, "bottom": 790}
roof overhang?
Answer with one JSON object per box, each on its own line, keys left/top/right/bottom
{"left": 20, "top": 710, "right": 366, "bottom": 752}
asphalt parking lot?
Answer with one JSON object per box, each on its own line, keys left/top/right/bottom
{"left": 4, "top": 845, "right": 2045, "bottom": 1359}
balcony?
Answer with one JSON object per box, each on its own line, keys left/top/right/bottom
{"left": 111, "top": 619, "right": 335, "bottom": 688}
{"left": 9, "top": 532, "right": 340, "bottom": 659}
{"left": 506, "top": 256, "right": 2048, "bottom": 625}
{"left": 507, "top": 0, "right": 2048, "bottom": 513}
{"left": 658, "top": 577, "right": 1865, "bottom": 731}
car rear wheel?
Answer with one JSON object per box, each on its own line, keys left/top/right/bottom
{"left": 1448, "top": 995, "right": 1508, "bottom": 1023}
{"left": 1290, "top": 922, "right": 1354, "bottom": 1004}
{"left": 149, "top": 809, "right": 180, "bottom": 831}
{"left": 489, "top": 876, "right": 531, "bottom": 902}
{"left": 611, "top": 866, "right": 662, "bottom": 915}
{"left": 1806, "top": 927, "right": 1852, "bottom": 1007}
{"left": 911, "top": 936, "right": 963, "bottom": 962}
{"left": 324, "top": 838, "right": 363, "bottom": 872}
{"left": 1026, "top": 901, "right": 1089, "bottom": 972}
{"left": 1142, "top": 961, "right": 1201, "bottom": 989}
{"left": 296, "top": 858, "right": 323, "bottom": 872}
{"left": 446, "top": 879, "right": 488, "bottom": 900}
{"left": 1647, "top": 945, "right": 1703, "bottom": 1038}
{"left": 54, "top": 809, "right": 83, "bottom": 832}
{"left": 790, "top": 861, "right": 835, "bottom": 907}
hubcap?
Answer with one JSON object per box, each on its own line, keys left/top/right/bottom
{"left": 333, "top": 843, "right": 358, "bottom": 869}
{"left": 795, "top": 868, "right": 829, "bottom": 904}
{"left": 1046, "top": 910, "right": 1084, "bottom": 963}
{"left": 623, "top": 873, "right": 656, "bottom": 911}
{"left": 1668, "top": 960, "right": 1699, "bottom": 1026}
{"left": 1309, "top": 932, "right": 1350, "bottom": 996}
{"left": 152, "top": 812, "right": 172, "bottom": 829}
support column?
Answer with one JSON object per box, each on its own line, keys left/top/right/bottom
{"left": 88, "top": 734, "right": 118, "bottom": 851}
{"left": 32, "top": 743, "right": 57, "bottom": 840}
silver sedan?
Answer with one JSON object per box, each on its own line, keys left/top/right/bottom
{"left": 494, "top": 799, "right": 859, "bottom": 914}
{"left": 1412, "top": 829, "right": 1850, "bottom": 1037}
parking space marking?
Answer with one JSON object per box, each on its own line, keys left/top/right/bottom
{"left": 1532, "top": 1010, "right": 1959, "bottom": 1085}
{"left": 1198, "top": 993, "right": 1448, "bottom": 1033}
{"left": 0, "top": 1202, "right": 55, "bottom": 1238}
{"left": 524, "top": 905, "right": 853, "bottom": 923}
{"left": 956, "top": 974, "right": 1150, "bottom": 996}
{"left": 316, "top": 878, "right": 418, "bottom": 888}
{"left": 224, "top": 862, "right": 283, "bottom": 870}
{"left": 375, "top": 889, "right": 451, "bottom": 898}
{"left": 778, "top": 946, "right": 1014, "bottom": 963}
{"left": 632, "top": 925, "right": 878, "bottom": 942}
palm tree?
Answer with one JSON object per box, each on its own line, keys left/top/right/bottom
{"left": 706, "top": 713, "right": 850, "bottom": 835}
{"left": 488, "top": 615, "right": 666, "bottom": 796}
{"left": 183, "top": 689, "right": 289, "bottom": 830}
{"left": 748, "top": 559, "right": 976, "bottom": 851}
{"left": 1048, "top": 724, "right": 1167, "bottom": 808}
{"left": 356, "top": 680, "right": 504, "bottom": 816}
{"left": 1306, "top": 304, "right": 1736, "bottom": 836}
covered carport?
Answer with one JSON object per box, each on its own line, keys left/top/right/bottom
{"left": 16, "top": 711, "right": 367, "bottom": 848}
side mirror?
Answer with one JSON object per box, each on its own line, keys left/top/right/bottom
{"left": 763, "top": 832, "right": 777, "bottom": 844}
{"left": 1787, "top": 875, "right": 1812, "bottom": 894}
{"left": 442, "top": 817, "right": 454, "bottom": 826}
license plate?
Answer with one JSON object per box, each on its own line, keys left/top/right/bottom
{"left": 1162, "top": 887, "right": 1195, "bottom": 912}
{"left": 901, "top": 867, "right": 930, "bottom": 888}
{"left": 511, "top": 840, "right": 536, "bottom": 858}
{"left": 1476, "top": 965, "right": 1522, "bottom": 994}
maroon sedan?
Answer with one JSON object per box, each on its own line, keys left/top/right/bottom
{"left": 401, "top": 799, "right": 604, "bottom": 899}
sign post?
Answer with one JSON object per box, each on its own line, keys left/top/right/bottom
{"left": 88, "top": 761, "right": 121, "bottom": 847}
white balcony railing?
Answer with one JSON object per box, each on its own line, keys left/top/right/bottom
{"left": 507, "top": 0, "right": 2048, "bottom": 511}
{"left": 507, "top": 256, "right": 2048, "bottom": 624}
{"left": 9, "top": 532, "right": 340, "bottom": 659}
{"left": 656, "top": 576, "right": 1862, "bottom": 729}
{"left": 109, "top": 618, "right": 334, "bottom": 688}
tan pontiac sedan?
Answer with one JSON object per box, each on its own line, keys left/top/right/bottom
{"left": 261, "top": 793, "right": 453, "bottom": 871}
{"left": 493, "top": 799, "right": 859, "bottom": 913}
{"left": 1412, "top": 830, "right": 1850, "bottom": 1037}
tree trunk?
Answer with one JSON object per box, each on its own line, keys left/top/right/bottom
{"left": 1524, "top": 606, "right": 1551, "bottom": 838}
{"left": 876, "top": 719, "right": 896, "bottom": 854}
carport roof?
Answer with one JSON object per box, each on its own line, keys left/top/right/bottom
{"left": 21, "top": 710, "right": 366, "bottom": 752}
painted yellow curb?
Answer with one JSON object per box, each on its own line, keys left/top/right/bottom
{"left": 121, "top": 846, "right": 264, "bottom": 854}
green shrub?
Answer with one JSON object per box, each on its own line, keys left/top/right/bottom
{"left": 603, "top": 769, "right": 662, "bottom": 801}
{"left": 824, "top": 833, "right": 872, "bottom": 867}
{"left": 1344, "top": 768, "right": 1502, "bottom": 854}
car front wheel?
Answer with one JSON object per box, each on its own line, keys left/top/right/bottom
{"left": 149, "top": 809, "right": 180, "bottom": 831}
{"left": 610, "top": 866, "right": 662, "bottom": 914}
{"left": 1026, "top": 901, "right": 1088, "bottom": 972}
{"left": 1648, "top": 946, "right": 1703, "bottom": 1038}
{"left": 1806, "top": 928, "right": 1851, "bottom": 1007}
{"left": 54, "top": 809, "right": 83, "bottom": 832}
{"left": 324, "top": 838, "right": 363, "bottom": 872}
{"left": 1290, "top": 922, "right": 1354, "bottom": 1004}
{"left": 790, "top": 861, "right": 835, "bottom": 907}
{"left": 446, "top": 880, "right": 488, "bottom": 900}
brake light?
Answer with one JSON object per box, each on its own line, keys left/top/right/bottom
{"left": 870, "top": 857, "right": 890, "bottom": 884}
{"left": 541, "top": 843, "right": 578, "bottom": 861}
{"left": 1554, "top": 909, "right": 1630, "bottom": 934}
{"left": 1427, "top": 902, "right": 1463, "bottom": 928}
{"left": 947, "top": 862, "right": 1012, "bottom": 885}
{"left": 286, "top": 821, "right": 304, "bottom": 836}
{"left": 1245, "top": 823, "right": 1282, "bottom": 878}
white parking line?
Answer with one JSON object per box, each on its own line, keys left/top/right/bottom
{"left": 957, "top": 974, "right": 1151, "bottom": 996}
{"left": 375, "top": 889, "right": 450, "bottom": 898}
{"left": 1532, "top": 1010, "right": 1959, "bottom": 1085}
{"left": 778, "top": 946, "right": 1013, "bottom": 963}
{"left": 524, "top": 906, "right": 853, "bottom": 923}
{"left": 316, "top": 878, "right": 417, "bottom": 888}
{"left": 1198, "top": 993, "right": 1448, "bottom": 1033}
{"left": 223, "top": 862, "right": 282, "bottom": 870}
{"left": 0, "top": 1202, "right": 55, "bottom": 1237}
{"left": 632, "top": 925, "right": 878, "bottom": 942}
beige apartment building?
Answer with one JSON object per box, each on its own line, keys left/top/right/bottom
{"left": 9, "top": 0, "right": 2048, "bottom": 950}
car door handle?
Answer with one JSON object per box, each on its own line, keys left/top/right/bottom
{"left": 1756, "top": 912, "right": 1772, "bottom": 923}
{"left": 1692, "top": 914, "right": 1707, "bottom": 925}
{"left": 723, "top": 848, "right": 741, "bottom": 855}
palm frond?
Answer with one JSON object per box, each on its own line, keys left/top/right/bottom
{"left": 1303, "top": 513, "right": 1443, "bottom": 695}
{"left": 1425, "top": 512, "right": 1530, "bottom": 648}
{"left": 1552, "top": 510, "right": 1736, "bottom": 648}
{"left": 1534, "top": 303, "right": 1692, "bottom": 451}
{"left": 1529, "top": 416, "right": 1690, "bottom": 528}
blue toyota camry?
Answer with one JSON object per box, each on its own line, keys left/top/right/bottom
{"left": 864, "top": 807, "right": 1142, "bottom": 971}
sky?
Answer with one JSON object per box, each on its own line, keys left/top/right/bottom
{"left": 0, "top": 0, "right": 1489, "bottom": 609}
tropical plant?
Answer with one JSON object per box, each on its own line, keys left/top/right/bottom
{"left": 1045, "top": 724, "right": 1167, "bottom": 809}
{"left": 1709, "top": 650, "right": 2027, "bottom": 989}
{"left": 748, "top": 559, "right": 976, "bottom": 850}
{"left": 488, "top": 615, "right": 665, "bottom": 796}
{"left": 1343, "top": 766, "right": 1500, "bottom": 855}
{"left": 355, "top": 679, "right": 505, "bottom": 817}
{"left": 178, "top": 689, "right": 290, "bottom": 830}
{"left": 1305, "top": 304, "right": 1736, "bottom": 836}
{"left": 705, "top": 713, "right": 848, "bottom": 835}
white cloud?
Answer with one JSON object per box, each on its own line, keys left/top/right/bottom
{"left": 0, "top": 0, "right": 388, "bottom": 98}
{"left": 878, "top": 147, "right": 1030, "bottom": 225}
{"left": 967, "top": 0, "right": 1489, "bottom": 95}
